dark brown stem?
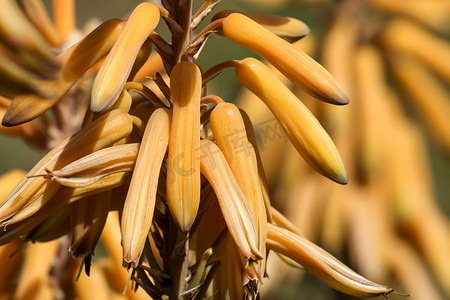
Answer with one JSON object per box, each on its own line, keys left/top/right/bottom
{"left": 163, "top": 207, "right": 190, "bottom": 300}
{"left": 158, "top": 5, "right": 183, "bottom": 34}
{"left": 202, "top": 60, "right": 239, "bottom": 85}
{"left": 190, "top": 18, "right": 222, "bottom": 47}
{"left": 172, "top": 0, "right": 193, "bottom": 64}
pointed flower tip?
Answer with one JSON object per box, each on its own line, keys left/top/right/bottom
{"left": 89, "top": 95, "right": 115, "bottom": 114}
{"left": 267, "top": 224, "right": 395, "bottom": 298}
{"left": 122, "top": 254, "right": 139, "bottom": 269}
{"left": 319, "top": 155, "right": 348, "bottom": 185}
{"left": 334, "top": 171, "right": 349, "bottom": 185}
{"left": 169, "top": 207, "right": 196, "bottom": 233}
{"left": 1, "top": 112, "right": 14, "bottom": 127}
{"left": 178, "top": 220, "right": 194, "bottom": 233}
{"left": 316, "top": 165, "right": 348, "bottom": 185}
{"left": 334, "top": 91, "right": 350, "bottom": 106}
{"left": 1, "top": 102, "right": 33, "bottom": 127}
{"left": 312, "top": 75, "right": 350, "bottom": 106}
{"left": 199, "top": 140, "right": 260, "bottom": 262}
{"left": 169, "top": 198, "right": 197, "bottom": 233}
{"left": 326, "top": 153, "right": 348, "bottom": 184}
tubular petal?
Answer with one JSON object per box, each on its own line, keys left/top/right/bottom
{"left": 235, "top": 58, "right": 348, "bottom": 184}
{"left": 166, "top": 62, "right": 201, "bottom": 232}
{"left": 222, "top": 13, "right": 349, "bottom": 105}
{"left": 90, "top": 3, "right": 160, "bottom": 112}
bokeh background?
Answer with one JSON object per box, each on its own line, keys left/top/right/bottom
{"left": 1, "top": 1, "right": 449, "bottom": 299}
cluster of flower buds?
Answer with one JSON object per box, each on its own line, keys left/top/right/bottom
{"left": 0, "top": 0, "right": 62, "bottom": 97}
{"left": 0, "top": 0, "right": 401, "bottom": 299}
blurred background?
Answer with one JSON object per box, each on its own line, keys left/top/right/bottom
{"left": 1, "top": 0, "right": 449, "bottom": 299}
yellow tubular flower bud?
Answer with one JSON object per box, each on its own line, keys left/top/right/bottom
{"left": 50, "top": 143, "right": 139, "bottom": 188}
{"left": 2, "top": 19, "right": 126, "bottom": 126}
{"left": 17, "top": 0, "right": 62, "bottom": 47}
{"left": 267, "top": 224, "right": 394, "bottom": 298}
{"left": 52, "top": 0, "right": 76, "bottom": 42}
{"left": 8, "top": 174, "right": 127, "bottom": 233}
{"left": 90, "top": 3, "right": 160, "bottom": 113}
{"left": 0, "top": 173, "right": 126, "bottom": 245}
{"left": 121, "top": 108, "right": 171, "bottom": 268}
{"left": 40, "top": 173, "right": 127, "bottom": 211}
{"left": 222, "top": 13, "right": 349, "bottom": 105}
{"left": 61, "top": 173, "right": 127, "bottom": 204}
{"left": 210, "top": 103, "right": 267, "bottom": 271}
{"left": 0, "top": 109, "right": 133, "bottom": 224}
{"left": 213, "top": 10, "right": 310, "bottom": 40}
{"left": 199, "top": 139, "right": 262, "bottom": 261}
{"left": 167, "top": 62, "right": 201, "bottom": 232}
{"left": 235, "top": 58, "right": 348, "bottom": 184}
{"left": 0, "top": 0, "right": 59, "bottom": 72}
